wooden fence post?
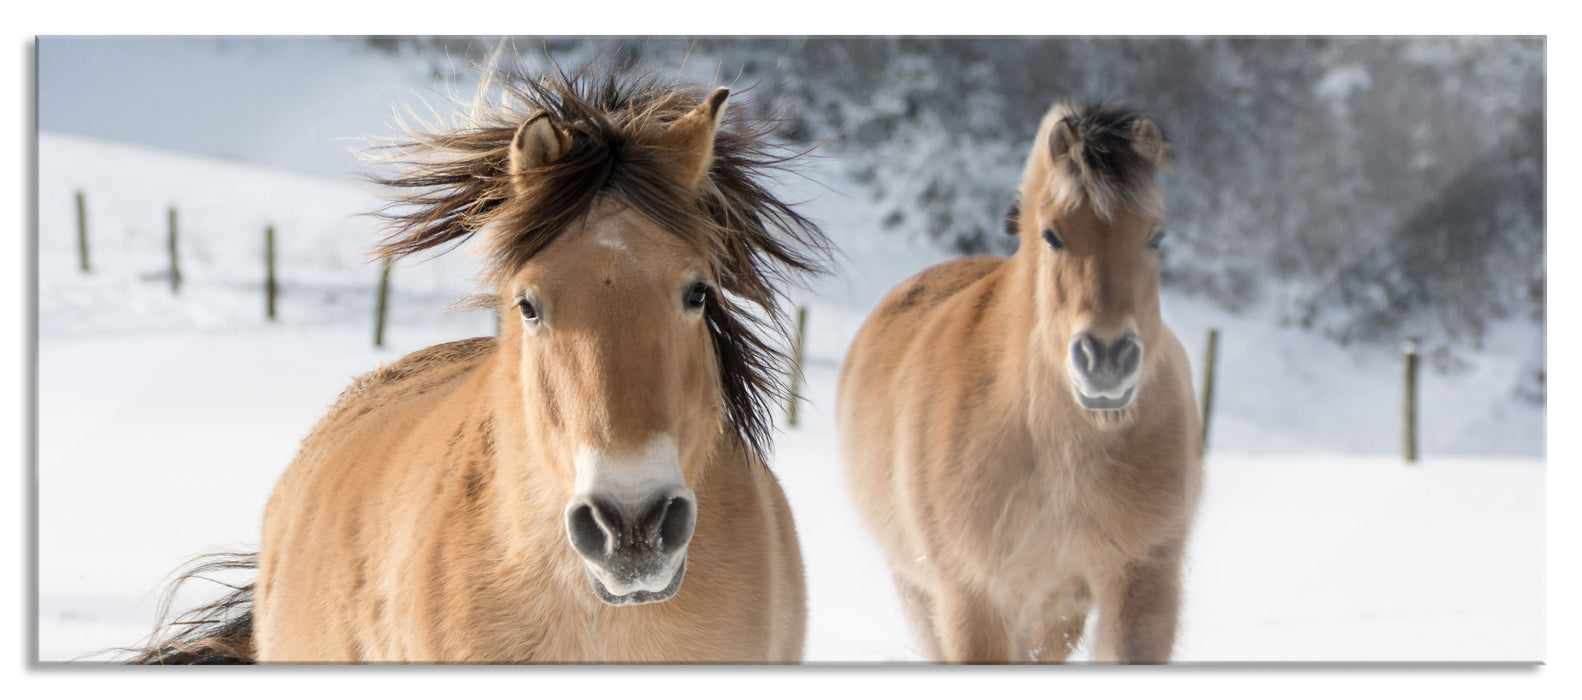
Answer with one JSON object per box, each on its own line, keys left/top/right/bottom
{"left": 1403, "top": 340, "right": 1419, "bottom": 463}
{"left": 167, "top": 206, "right": 181, "bottom": 294}
{"left": 786, "top": 306, "right": 808, "bottom": 427}
{"left": 265, "top": 225, "right": 278, "bottom": 320}
{"left": 75, "top": 190, "right": 90, "bottom": 273}
{"left": 374, "top": 256, "right": 393, "bottom": 348}
{"left": 1199, "top": 328, "right": 1219, "bottom": 453}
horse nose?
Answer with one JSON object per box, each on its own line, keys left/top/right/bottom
{"left": 565, "top": 487, "right": 696, "bottom": 560}
{"left": 565, "top": 440, "right": 695, "bottom": 604}
{"left": 1069, "top": 331, "right": 1143, "bottom": 384}
{"left": 1112, "top": 334, "right": 1142, "bottom": 378}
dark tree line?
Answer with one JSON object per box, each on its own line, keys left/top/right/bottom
{"left": 367, "top": 36, "right": 1545, "bottom": 378}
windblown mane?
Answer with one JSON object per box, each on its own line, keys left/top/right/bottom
{"left": 1039, "top": 102, "right": 1169, "bottom": 223}
{"left": 366, "top": 61, "right": 831, "bottom": 462}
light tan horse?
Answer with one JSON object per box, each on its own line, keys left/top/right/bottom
{"left": 128, "top": 66, "right": 829, "bottom": 664}
{"left": 837, "top": 102, "right": 1202, "bottom": 664}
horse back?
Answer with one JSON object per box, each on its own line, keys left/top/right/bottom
{"left": 303, "top": 337, "right": 498, "bottom": 449}
{"left": 840, "top": 255, "right": 1008, "bottom": 389}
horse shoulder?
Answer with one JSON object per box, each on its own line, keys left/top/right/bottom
{"left": 257, "top": 336, "right": 499, "bottom": 661}
{"left": 748, "top": 446, "right": 808, "bottom": 661}
{"left": 1120, "top": 327, "right": 1204, "bottom": 529}
{"left": 271, "top": 335, "right": 499, "bottom": 531}
{"left": 840, "top": 257, "right": 1030, "bottom": 585}
{"left": 683, "top": 439, "right": 807, "bottom": 661}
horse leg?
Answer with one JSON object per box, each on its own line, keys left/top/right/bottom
{"left": 1090, "top": 542, "right": 1184, "bottom": 664}
{"left": 891, "top": 573, "right": 942, "bottom": 660}
{"left": 933, "top": 584, "right": 1011, "bottom": 663}
{"left": 1027, "top": 581, "right": 1092, "bottom": 663}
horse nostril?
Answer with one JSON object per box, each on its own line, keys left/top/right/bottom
{"left": 1113, "top": 337, "right": 1142, "bottom": 376}
{"left": 656, "top": 496, "right": 696, "bottom": 555}
{"left": 1072, "top": 334, "right": 1100, "bottom": 374}
{"left": 566, "top": 501, "right": 611, "bottom": 558}
{"left": 637, "top": 493, "right": 696, "bottom": 554}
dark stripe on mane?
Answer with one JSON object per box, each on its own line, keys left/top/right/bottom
{"left": 1044, "top": 102, "right": 1169, "bottom": 223}
{"left": 365, "top": 60, "right": 830, "bottom": 462}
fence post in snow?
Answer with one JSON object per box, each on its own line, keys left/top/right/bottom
{"left": 265, "top": 225, "right": 278, "bottom": 320}
{"left": 374, "top": 256, "right": 393, "bottom": 348}
{"left": 786, "top": 305, "right": 808, "bottom": 427}
{"left": 75, "top": 190, "right": 90, "bottom": 273}
{"left": 167, "top": 206, "right": 182, "bottom": 294}
{"left": 1199, "top": 327, "right": 1219, "bottom": 453}
{"left": 1403, "top": 340, "right": 1419, "bottom": 464}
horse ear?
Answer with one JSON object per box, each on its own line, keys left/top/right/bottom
{"left": 659, "top": 87, "right": 730, "bottom": 187}
{"left": 1129, "top": 117, "right": 1169, "bottom": 167}
{"left": 510, "top": 112, "right": 570, "bottom": 175}
{"left": 1046, "top": 115, "right": 1079, "bottom": 164}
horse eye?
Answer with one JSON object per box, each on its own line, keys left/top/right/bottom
{"left": 1148, "top": 230, "right": 1167, "bottom": 251}
{"left": 1042, "top": 228, "right": 1063, "bottom": 251}
{"left": 684, "top": 283, "right": 709, "bottom": 311}
{"left": 518, "top": 298, "right": 540, "bottom": 323}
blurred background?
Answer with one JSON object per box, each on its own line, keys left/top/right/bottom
{"left": 35, "top": 36, "right": 1546, "bottom": 663}
{"left": 39, "top": 36, "right": 1546, "bottom": 379}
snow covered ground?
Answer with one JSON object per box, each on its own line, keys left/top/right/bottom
{"left": 36, "top": 126, "right": 1545, "bottom": 664}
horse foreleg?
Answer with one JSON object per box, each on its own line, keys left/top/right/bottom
{"left": 1028, "top": 613, "right": 1087, "bottom": 663}
{"left": 1026, "top": 581, "right": 1092, "bottom": 663}
{"left": 891, "top": 573, "right": 942, "bottom": 660}
{"left": 933, "top": 585, "right": 1011, "bottom": 663}
{"left": 1090, "top": 544, "right": 1184, "bottom": 664}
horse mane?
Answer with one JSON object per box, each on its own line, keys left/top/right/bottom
{"left": 1039, "top": 102, "right": 1169, "bottom": 224}
{"left": 365, "top": 60, "right": 832, "bottom": 462}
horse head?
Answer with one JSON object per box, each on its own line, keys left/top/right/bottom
{"left": 494, "top": 89, "right": 733, "bottom": 605}
{"left": 1014, "top": 102, "right": 1170, "bottom": 418}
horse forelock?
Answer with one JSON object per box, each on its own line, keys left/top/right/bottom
{"left": 1034, "top": 102, "right": 1168, "bottom": 225}
{"left": 366, "top": 61, "right": 831, "bottom": 464}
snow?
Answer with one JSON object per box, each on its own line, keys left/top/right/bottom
{"left": 33, "top": 39, "right": 1546, "bottom": 667}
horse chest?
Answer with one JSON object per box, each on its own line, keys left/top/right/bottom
{"left": 939, "top": 440, "right": 1156, "bottom": 585}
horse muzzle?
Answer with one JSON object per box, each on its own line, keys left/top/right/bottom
{"left": 563, "top": 440, "right": 696, "bottom": 606}
{"left": 565, "top": 488, "right": 695, "bottom": 606}
{"left": 1068, "top": 331, "right": 1143, "bottom": 411}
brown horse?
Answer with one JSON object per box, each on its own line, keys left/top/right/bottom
{"left": 836, "top": 102, "right": 1202, "bottom": 664}
{"left": 128, "top": 65, "right": 829, "bottom": 663}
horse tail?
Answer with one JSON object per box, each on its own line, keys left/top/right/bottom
{"left": 123, "top": 552, "right": 258, "bottom": 665}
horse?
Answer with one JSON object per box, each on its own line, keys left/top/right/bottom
{"left": 127, "top": 64, "right": 830, "bottom": 664}
{"left": 835, "top": 102, "right": 1202, "bottom": 664}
